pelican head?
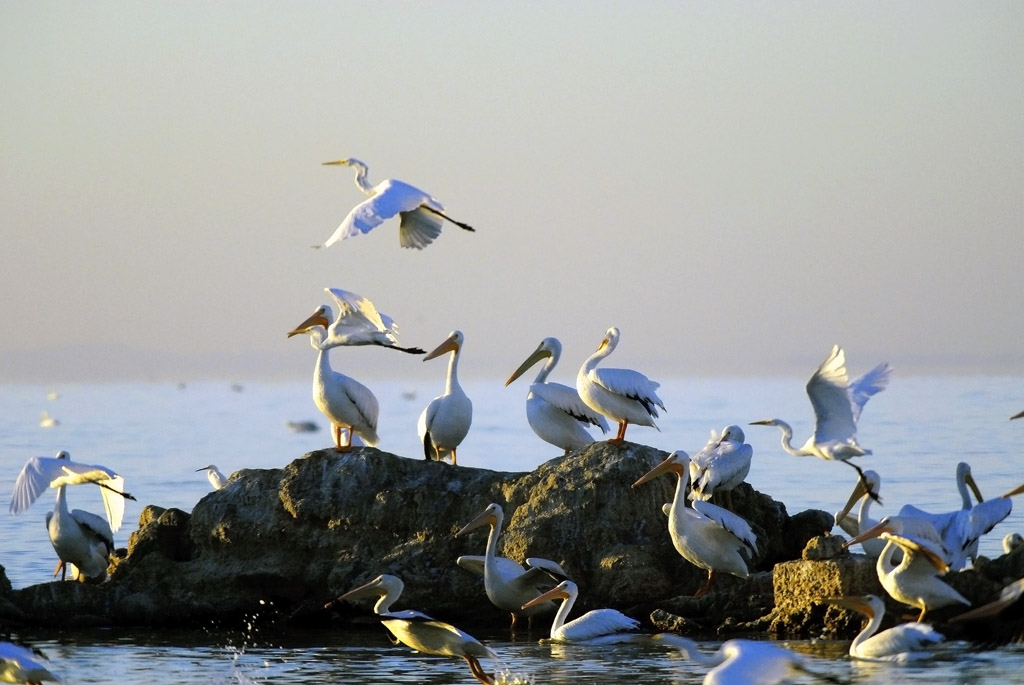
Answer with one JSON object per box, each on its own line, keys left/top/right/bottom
{"left": 632, "top": 450, "right": 690, "bottom": 488}
{"left": 595, "top": 327, "right": 620, "bottom": 354}
{"left": 843, "top": 515, "right": 897, "bottom": 548}
{"left": 287, "top": 306, "right": 331, "bottom": 338}
{"left": 505, "top": 337, "right": 560, "bottom": 386}
{"left": 718, "top": 425, "right": 746, "bottom": 445}
{"left": 824, "top": 594, "right": 884, "bottom": 621}
{"left": 521, "top": 579, "right": 574, "bottom": 611}
{"left": 423, "top": 330, "right": 464, "bottom": 362}
{"left": 457, "top": 502, "right": 502, "bottom": 537}
{"left": 957, "top": 462, "right": 984, "bottom": 502}
{"left": 835, "top": 469, "right": 881, "bottom": 523}
{"left": 330, "top": 573, "right": 404, "bottom": 615}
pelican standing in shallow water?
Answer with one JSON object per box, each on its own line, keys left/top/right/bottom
{"left": 319, "top": 158, "right": 475, "bottom": 249}
{"left": 196, "top": 465, "right": 228, "bottom": 490}
{"left": 845, "top": 515, "right": 970, "bottom": 621}
{"left": 9, "top": 451, "right": 136, "bottom": 582}
{"left": 750, "top": 344, "right": 892, "bottom": 501}
{"left": 688, "top": 425, "right": 753, "bottom": 511}
{"left": 521, "top": 579, "right": 640, "bottom": 644}
{"left": 288, "top": 314, "right": 380, "bottom": 450}
{"left": 632, "top": 451, "right": 757, "bottom": 597}
{"left": 327, "top": 574, "right": 497, "bottom": 684}
{"left": 419, "top": 330, "right": 472, "bottom": 465}
{"left": 824, "top": 594, "right": 944, "bottom": 661}
{"left": 576, "top": 327, "right": 665, "bottom": 444}
{"left": 654, "top": 634, "right": 838, "bottom": 685}
{"left": 457, "top": 502, "right": 567, "bottom": 629}
{"left": 505, "top": 337, "right": 609, "bottom": 454}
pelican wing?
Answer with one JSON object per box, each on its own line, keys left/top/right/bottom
{"left": 859, "top": 622, "right": 944, "bottom": 660}
{"left": 807, "top": 345, "right": 858, "bottom": 444}
{"left": 530, "top": 382, "right": 610, "bottom": 430}
{"left": 848, "top": 361, "right": 893, "bottom": 423}
{"left": 457, "top": 554, "right": 527, "bottom": 580}
{"left": 560, "top": 609, "right": 639, "bottom": 643}
{"left": 883, "top": 532, "right": 950, "bottom": 572}
{"left": 526, "top": 557, "right": 570, "bottom": 582}
{"left": 962, "top": 497, "right": 1013, "bottom": 554}
{"left": 589, "top": 367, "right": 664, "bottom": 416}
{"left": 692, "top": 499, "right": 757, "bottom": 552}
{"left": 70, "top": 508, "right": 115, "bottom": 549}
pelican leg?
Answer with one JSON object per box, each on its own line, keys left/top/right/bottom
{"left": 465, "top": 655, "right": 494, "bottom": 684}
{"left": 609, "top": 421, "right": 628, "bottom": 444}
{"left": 723, "top": 489, "right": 735, "bottom": 512}
{"left": 53, "top": 560, "right": 65, "bottom": 580}
{"left": 694, "top": 570, "right": 717, "bottom": 597}
{"left": 451, "top": 448, "right": 457, "bottom": 467}
{"left": 917, "top": 605, "right": 929, "bottom": 623}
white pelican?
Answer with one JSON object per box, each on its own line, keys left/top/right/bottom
{"left": 319, "top": 158, "right": 474, "bottom": 249}
{"left": 456, "top": 502, "right": 566, "bottom": 628}
{"left": 896, "top": 462, "right": 1009, "bottom": 570}
{"left": 833, "top": 469, "right": 885, "bottom": 558}
{"left": 196, "top": 464, "right": 228, "bottom": 490}
{"left": 632, "top": 451, "right": 757, "bottom": 597}
{"left": 288, "top": 316, "right": 380, "bottom": 450}
{"left": 304, "top": 287, "right": 425, "bottom": 354}
{"left": 0, "top": 642, "right": 59, "bottom": 684}
{"left": 845, "top": 516, "right": 970, "bottom": 621}
{"left": 825, "top": 594, "right": 944, "bottom": 661}
{"left": 504, "top": 337, "right": 609, "bottom": 454}
{"left": 520, "top": 579, "right": 639, "bottom": 644}
{"left": 654, "top": 634, "right": 833, "bottom": 685}
{"left": 329, "top": 573, "right": 497, "bottom": 684}
{"left": 688, "top": 426, "right": 753, "bottom": 511}
{"left": 38, "top": 411, "right": 59, "bottom": 428}
{"left": 576, "top": 327, "right": 665, "bottom": 444}
{"left": 418, "top": 330, "right": 472, "bottom": 465}
{"left": 9, "top": 451, "right": 136, "bottom": 582}
{"left": 750, "top": 344, "right": 892, "bottom": 500}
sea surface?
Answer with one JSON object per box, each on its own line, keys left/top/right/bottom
{"left": 2, "top": 375, "right": 1023, "bottom": 683}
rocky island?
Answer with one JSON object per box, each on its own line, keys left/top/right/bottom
{"left": 2, "top": 442, "right": 1022, "bottom": 643}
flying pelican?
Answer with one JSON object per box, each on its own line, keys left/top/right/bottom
{"left": 196, "top": 464, "right": 228, "bottom": 490}
{"left": 833, "top": 469, "right": 885, "bottom": 558}
{"left": 750, "top": 344, "right": 892, "bottom": 501}
{"left": 327, "top": 573, "right": 497, "bottom": 684}
{"left": 9, "top": 451, "right": 136, "bottom": 582}
{"left": 845, "top": 516, "right": 970, "bottom": 621}
{"left": 632, "top": 451, "right": 758, "bottom": 597}
{"left": 896, "top": 462, "right": 1008, "bottom": 570}
{"left": 319, "top": 158, "right": 474, "bottom": 249}
{"left": 654, "top": 634, "right": 836, "bottom": 685}
{"left": 576, "top": 327, "right": 665, "bottom": 444}
{"left": 456, "top": 502, "right": 567, "bottom": 629}
{"left": 418, "top": 330, "right": 472, "bottom": 465}
{"left": 291, "top": 288, "right": 425, "bottom": 354}
{"left": 287, "top": 315, "right": 380, "bottom": 450}
{"left": 0, "top": 641, "right": 59, "bottom": 684}
{"left": 688, "top": 425, "right": 753, "bottom": 511}
{"left": 824, "top": 594, "right": 944, "bottom": 661}
{"left": 504, "top": 337, "right": 610, "bottom": 454}
{"left": 520, "top": 579, "right": 640, "bottom": 644}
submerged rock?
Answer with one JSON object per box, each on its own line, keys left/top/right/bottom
{"left": 0, "top": 442, "right": 862, "bottom": 634}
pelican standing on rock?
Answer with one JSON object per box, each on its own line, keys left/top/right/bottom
{"left": 845, "top": 516, "right": 970, "bottom": 621}
{"left": 632, "top": 451, "right": 757, "bottom": 597}
{"left": 521, "top": 579, "right": 640, "bottom": 644}
{"left": 457, "top": 502, "right": 567, "bottom": 629}
{"left": 688, "top": 425, "right": 753, "bottom": 511}
{"left": 505, "top": 336, "right": 609, "bottom": 454}
{"left": 824, "top": 594, "right": 944, "bottom": 661}
{"left": 9, "top": 451, "right": 136, "bottom": 582}
{"left": 750, "top": 344, "right": 892, "bottom": 500}
{"left": 576, "top": 327, "right": 665, "bottom": 444}
{"left": 319, "top": 158, "right": 475, "bottom": 249}
{"left": 288, "top": 313, "right": 380, "bottom": 450}
{"left": 327, "top": 574, "right": 497, "bottom": 684}
{"left": 419, "top": 330, "right": 472, "bottom": 465}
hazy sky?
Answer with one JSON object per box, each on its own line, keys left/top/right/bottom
{"left": 2, "top": 2, "right": 1023, "bottom": 383}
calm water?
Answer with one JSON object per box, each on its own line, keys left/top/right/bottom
{"left": 2, "top": 376, "right": 1024, "bottom": 683}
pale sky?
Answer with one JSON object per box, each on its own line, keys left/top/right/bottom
{"left": 2, "top": 2, "right": 1023, "bottom": 383}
